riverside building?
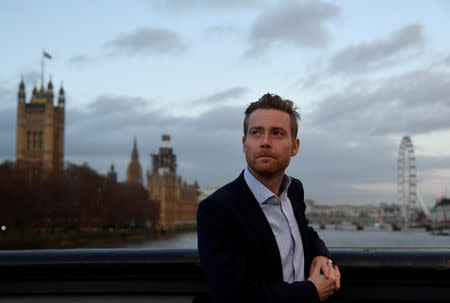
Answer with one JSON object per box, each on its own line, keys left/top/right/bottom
{"left": 16, "top": 79, "right": 65, "bottom": 180}
{"left": 147, "top": 135, "right": 198, "bottom": 230}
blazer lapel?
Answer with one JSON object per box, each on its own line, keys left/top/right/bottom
{"left": 288, "top": 179, "right": 311, "bottom": 264}
{"left": 233, "top": 172, "right": 283, "bottom": 279}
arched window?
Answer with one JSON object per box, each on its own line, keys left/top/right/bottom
{"left": 27, "top": 131, "right": 31, "bottom": 151}
{"left": 39, "top": 131, "right": 44, "bottom": 151}
{"left": 32, "top": 131, "right": 37, "bottom": 151}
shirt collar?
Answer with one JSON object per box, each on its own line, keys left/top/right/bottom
{"left": 244, "top": 167, "right": 291, "bottom": 205}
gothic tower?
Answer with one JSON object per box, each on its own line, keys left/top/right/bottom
{"left": 126, "top": 137, "right": 143, "bottom": 185}
{"left": 16, "top": 79, "right": 65, "bottom": 180}
{"left": 151, "top": 134, "right": 176, "bottom": 175}
{"left": 147, "top": 134, "right": 198, "bottom": 230}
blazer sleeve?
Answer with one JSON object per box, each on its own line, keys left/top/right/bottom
{"left": 197, "top": 197, "right": 320, "bottom": 303}
{"left": 290, "top": 178, "right": 332, "bottom": 270}
{"left": 305, "top": 225, "right": 332, "bottom": 263}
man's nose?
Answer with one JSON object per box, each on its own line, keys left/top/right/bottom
{"left": 260, "top": 133, "right": 271, "bottom": 147}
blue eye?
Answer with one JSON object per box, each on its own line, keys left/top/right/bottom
{"left": 273, "top": 130, "right": 285, "bottom": 136}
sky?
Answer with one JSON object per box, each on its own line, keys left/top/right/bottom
{"left": 1, "top": 0, "right": 450, "bottom": 206}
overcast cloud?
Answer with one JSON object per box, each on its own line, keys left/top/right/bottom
{"left": 0, "top": 107, "right": 15, "bottom": 161}
{"left": 3, "top": 75, "right": 450, "bottom": 205}
{"left": 445, "top": 54, "right": 450, "bottom": 66}
{"left": 312, "top": 68, "right": 450, "bottom": 136}
{"left": 331, "top": 24, "right": 425, "bottom": 74}
{"left": 150, "top": 0, "right": 265, "bottom": 10}
{"left": 245, "top": 1, "right": 340, "bottom": 57}
{"left": 68, "top": 54, "right": 93, "bottom": 65}
{"left": 62, "top": 98, "right": 247, "bottom": 188}
{"left": 192, "top": 86, "right": 249, "bottom": 105}
{"left": 0, "top": 83, "right": 14, "bottom": 110}
{"left": 20, "top": 70, "right": 40, "bottom": 87}
{"left": 105, "top": 27, "right": 188, "bottom": 56}
{"left": 204, "top": 24, "right": 236, "bottom": 39}
{"left": 3, "top": 1, "right": 450, "bottom": 207}
{"left": 88, "top": 95, "right": 152, "bottom": 114}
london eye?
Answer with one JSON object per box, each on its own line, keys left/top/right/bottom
{"left": 397, "top": 136, "right": 417, "bottom": 222}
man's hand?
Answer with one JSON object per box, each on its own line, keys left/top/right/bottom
{"left": 307, "top": 260, "right": 335, "bottom": 301}
{"left": 308, "top": 256, "right": 341, "bottom": 301}
{"left": 310, "top": 256, "right": 341, "bottom": 291}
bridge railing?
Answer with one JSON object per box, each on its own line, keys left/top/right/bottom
{"left": 0, "top": 248, "right": 449, "bottom": 303}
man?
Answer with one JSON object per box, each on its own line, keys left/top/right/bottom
{"left": 197, "top": 93, "right": 340, "bottom": 303}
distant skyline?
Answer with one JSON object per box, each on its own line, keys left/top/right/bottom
{"left": 1, "top": 0, "right": 450, "bottom": 206}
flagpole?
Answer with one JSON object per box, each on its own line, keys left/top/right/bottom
{"left": 41, "top": 49, "right": 44, "bottom": 87}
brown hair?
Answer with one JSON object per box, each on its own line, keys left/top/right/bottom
{"left": 243, "top": 93, "right": 300, "bottom": 140}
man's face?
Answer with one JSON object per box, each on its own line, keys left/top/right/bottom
{"left": 242, "top": 109, "right": 299, "bottom": 179}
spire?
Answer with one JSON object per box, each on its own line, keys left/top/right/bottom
{"left": 132, "top": 136, "right": 139, "bottom": 161}
{"left": 32, "top": 82, "right": 37, "bottom": 97}
{"left": 18, "top": 78, "right": 26, "bottom": 103}
{"left": 58, "top": 82, "right": 65, "bottom": 107}
{"left": 19, "top": 76, "right": 25, "bottom": 89}
{"left": 47, "top": 75, "right": 53, "bottom": 90}
{"left": 127, "top": 137, "right": 143, "bottom": 185}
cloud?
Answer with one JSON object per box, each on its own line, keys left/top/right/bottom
{"left": 245, "top": 1, "right": 339, "bottom": 57}
{"left": 293, "top": 126, "right": 448, "bottom": 205}
{"left": 330, "top": 24, "right": 425, "bottom": 74}
{"left": 192, "top": 86, "right": 249, "bottom": 104}
{"left": 445, "top": 54, "right": 450, "bottom": 66}
{"left": 151, "top": 0, "right": 265, "bottom": 10}
{"left": 183, "top": 105, "right": 244, "bottom": 133}
{"left": 294, "top": 73, "right": 323, "bottom": 90}
{"left": 350, "top": 182, "right": 396, "bottom": 194}
{"left": 204, "top": 24, "right": 235, "bottom": 39}
{"left": 287, "top": 126, "right": 401, "bottom": 204}
{"left": 285, "top": 63, "right": 450, "bottom": 202}
{"left": 105, "top": 27, "right": 187, "bottom": 56}
{"left": 68, "top": 54, "right": 93, "bottom": 64}
{"left": 63, "top": 99, "right": 246, "bottom": 186}
{"left": 0, "top": 82, "right": 15, "bottom": 109}
{"left": 2, "top": 87, "right": 449, "bottom": 205}
{"left": 21, "top": 70, "right": 40, "bottom": 87}
{"left": 0, "top": 107, "right": 16, "bottom": 161}
{"left": 88, "top": 94, "right": 151, "bottom": 114}
{"left": 311, "top": 68, "right": 450, "bottom": 136}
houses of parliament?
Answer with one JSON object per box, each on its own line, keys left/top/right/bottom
{"left": 16, "top": 80, "right": 198, "bottom": 230}
{"left": 125, "top": 135, "right": 199, "bottom": 230}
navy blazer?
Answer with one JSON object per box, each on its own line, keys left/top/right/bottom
{"left": 197, "top": 171, "right": 331, "bottom": 303}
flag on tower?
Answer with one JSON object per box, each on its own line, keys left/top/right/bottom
{"left": 43, "top": 51, "right": 52, "bottom": 59}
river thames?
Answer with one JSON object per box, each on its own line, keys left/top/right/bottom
{"left": 121, "top": 224, "right": 449, "bottom": 250}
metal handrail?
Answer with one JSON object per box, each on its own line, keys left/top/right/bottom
{"left": 0, "top": 248, "right": 448, "bottom": 302}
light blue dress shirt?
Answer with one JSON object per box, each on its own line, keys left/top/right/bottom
{"left": 244, "top": 168, "right": 305, "bottom": 283}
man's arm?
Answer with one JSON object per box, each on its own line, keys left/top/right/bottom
{"left": 197, "top": 198, "right": 320, "bottom": 303}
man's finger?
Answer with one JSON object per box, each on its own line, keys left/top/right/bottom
{"left": 327, "top": 259, "right": 335, "bottom": 279}
{"left": 334, "top": 265, "right": 341, "bottom": 291}
{"left": 309, "top": 259, "right": 319, "bottom": 276}
{"left": 312, "top": 260, "right": 322, "bottom": 274}
{"left": 321, "top": 260, "right": 331, "bottom": 278}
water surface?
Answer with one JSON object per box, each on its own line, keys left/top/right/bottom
{"left": 122, "top": 225, "right": 450, "bottom": 249}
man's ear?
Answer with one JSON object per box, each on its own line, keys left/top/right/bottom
{"left": 291, "top": 138, "right": 300, "bottom": 156}
{"left": 242, "top": 136, "right": 246, "bottom": 153}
